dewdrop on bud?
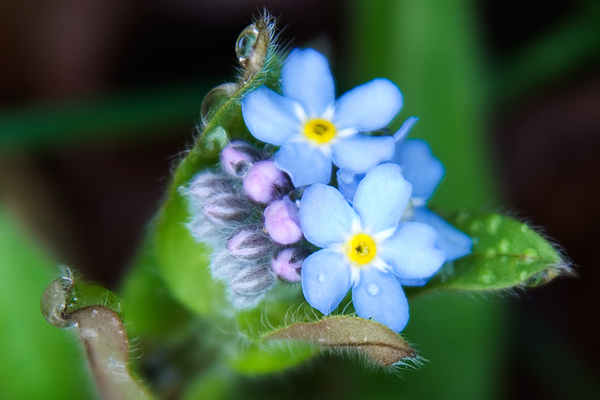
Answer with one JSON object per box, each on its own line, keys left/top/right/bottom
{"left": 243, "top": 160, "right": 290, "bottom": 204}
{"left": 220, "top": 141, "right": 261, "bottom": 177}
{"left": 230, "top": 265, "right": 276, "bottom": 297}
{"left": 203, "top": 192, "right": 251, "bottom": 224}
{"left": 264, "top": 196, "right": 303, "bottom": 244}
{"left": 272, "top": 247, "right": 309, "bottom": 283}
{"left": 227, "top": 224, "right": 273, "bottom": 259}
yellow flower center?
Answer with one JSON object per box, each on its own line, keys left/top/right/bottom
{"left": 346, "top": 233, "right": 377, "bottom": 265}
{"left": 303, "top": 118, "right": 336, "bottom": 144}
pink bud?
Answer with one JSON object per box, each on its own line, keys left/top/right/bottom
{"left": 243, "top": 160, "right": 290, "bottom": 204}
{"left": 220, "top": 141, "right": 261, "bottom": 177}
{"left": 264, "top": 196, "right": 303, "bottom": 244}
{"left": 271, "top": 248, "right": 308, "bottom": 283}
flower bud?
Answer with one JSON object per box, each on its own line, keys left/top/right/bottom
{"left": 243, "top": 160, "right": 290, "bottom": 204}
{"left": 187, "top": 171, "right": 233, "bottom": 201}
{"left": 264, "top": 196, "right": 303, "bottom": 244}
{"left": 271, "top": 247, "right": 309, "bottom": 283}
{"left": 227, "top": 224, "right": 273, "bottom": 258}
{"left": 203, "top": 192, "right": 251, "bottom": 224}
{"left": 230, "top": 265, "right": 276, "bottom": 297}
{"left": 220, "top": 141, "right": 262, "bottom": 177}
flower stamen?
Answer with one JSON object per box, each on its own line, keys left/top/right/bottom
{"left": 304, "top": 118, "right": 336, "bottom": 144}
{"left": 346, "top": 233, "right": 377, "bottom": 266}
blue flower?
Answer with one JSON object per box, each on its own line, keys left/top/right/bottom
{"left": 299, "top": 163, "right": 445, "bottom": 332}
{"left": 337, "top": 117, "right": 473, "bottom": 272}
{"left": 241, "top": 48, "right": 402, "bottom": 187}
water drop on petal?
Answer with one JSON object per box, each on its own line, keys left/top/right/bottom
{"left": 317, "top": 274, "right": 325, "bottom": 283}
{"left": 337, "top": 168, "right": 355, "bottom": 184}
{"left": 366, "top": 283, "right": 379, "bottom": 296}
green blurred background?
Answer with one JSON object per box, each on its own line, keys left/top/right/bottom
{"left": 1, "top": 0, "right": 599, "bottom": 399}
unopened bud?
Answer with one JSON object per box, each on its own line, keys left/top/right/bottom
{"left": 243, "top": 160, "right": 290, "bottom": 204}
{"left": 203, "top": 192, "right": 251, "bottom": 224}
{"left": 230, "top": 265, "right": 276, "bottom": 297}
{"left": 227, "top": 224, "right": 273, "bottom": 258}
{"left": 220, "top": 141, "right": 262, "bottom": 177}
{"left": 187, "top": 171, "right": 234, "bottom": 201}
{"left": 272, "top": 247, "right": 309, "bottom": 283}
{"left": 264, "top": 196, "right": 303, "bottom": 244}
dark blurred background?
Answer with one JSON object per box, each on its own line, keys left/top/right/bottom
{"left": 0, "top": 0, "right": 598, "bottom": 399}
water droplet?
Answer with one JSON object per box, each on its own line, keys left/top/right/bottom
{"left": 236, "top": 24, "right": 259, "bottom": 63}
{"left": 497, "top": 239, "right": 510, "bottom": 254}
{"left": 479, "top": 271, "right": 496, "bottom": 285}
{"left": 484, "top": 248, "right": 497, "bottom": 258}
{"left": 200, "top": 83, "right": 238, "bottom": 126}
{"left": 519, "top": 271, "right": 528, "bottom": 281}
{"left": 523, "top": 248, "right": 538, "bottom": 258}
{"left": 520, "top": 225, "right": 528, "bottom": 233}
{"left": 40, "top": 276, "right": 74, "bottom": 328}
{"left": 235, "top": 19, "right": 270, "bottom": 81}
{"left": 317, "top": 274, "right": 325, "bottom": 283}
{"left": 470, "top": 220, "right": 482, "bottom": 233}
{"left": 455, "top": 210, "right": 469, "bottom": 224}
{"left": 486, "top": 215, "right": 501, "bottom": 234}
{"left": 201, "top": 126, "right": 229, "bottom": 157}
{"left": 366, "top": 283, "right": 379, "bottom": 296}
{"left": 337, "top": 168, "right": 355, "bottom": 184}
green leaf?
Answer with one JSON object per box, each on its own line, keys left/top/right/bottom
{"left": 409, "top": 211, "right": 569, "bottom": 296}
{"left": 0, "top": 207, "right": 94, "bottom": 400}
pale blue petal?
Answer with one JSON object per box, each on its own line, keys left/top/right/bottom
{"left": 397, "top": 139, "right": 444, "bottom": 201}
{"left": 392, "top": 116, "right": 419, "bottom": 144}
{"left": 353, "top": 163, "right": 411, "bottom": 234}
{"left": 380, "top": 222, "right": 445, "bottom": 279}
{"left": 397, "top": 276, "right": 433, "bottom": 287}
{"left": 282, "top": 48, "right": 335, "bottom": 117}
{"left": 275, "top": 140, "right": 332, "bottom": 186}
{"left": 241, "top": 86, "right": 300, "bottom": 145}
{"left": 302, "top": 250, "right": 352, "bottom": 314}
{"left": 333, "top": 79, "right": 403, "bottom": 131}
{"left": 299, "top": 183, "right": 357, "bottom": 248}
{"left": 330, "top": 134, "right": 395, "bottom": 174}
{"left": 412, "top": 207, "right": 473, "bottom": 261}
{"left": 353, "top": 267, "right": 409, "bottom": 332}
{"left": 336, "top": 169, "right": 364, "bottom": 201}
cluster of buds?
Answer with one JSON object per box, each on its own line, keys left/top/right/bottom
{"left": 184, "top": 140, "right": 310, "bottom": 308}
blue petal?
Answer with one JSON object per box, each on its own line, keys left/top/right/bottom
{"left": 397, "top": 276, "right": 433, "bottom": 287}
{"left": 412, "top": 207, "right": 473, "bottom": 261}
{"left": 241, "top": 86, "right": 300, "bottom": 145}
{"left": 302, "top": 249, "right": 352, "bottom": 314}
{"left": 330, "top": 134, "right": 395, "bottom": 174}
{"left": 353, "top": 267, "right": 409, "bottom": 332}
{"left": 300, "top": 183, "right": 357, "bottom": 248}
{"left": 333, "top": 78, "right": 402, "bottom": 131}
{"left": 392, "top": 116, "right": 419, "bottom": 145}
{"left": 275, "top": 140, "right": 332, "bottom": 186}
{"left": 353, "top": 163, "right": 411, "bottom": 234}
{"left": 282, "top": 48, "right": 335, "bottom": 118}
{"left": 336, "top": 169, "right": 364, "bottom": 201}
{"left": 397, "top": 139, "right": 444, "bottom": 201}
{"left": 379, "top": 222, "right": 445, "bottom": 279}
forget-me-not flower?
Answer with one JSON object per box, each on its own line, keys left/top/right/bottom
{"left": 300, "top": 163, "right": 445, "bottom": 332}
{"left": 242, "top": 48, "right": 402, "bottom": 187}
{"left": 337, "top": 117, "right": 473, "bottom": 272}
